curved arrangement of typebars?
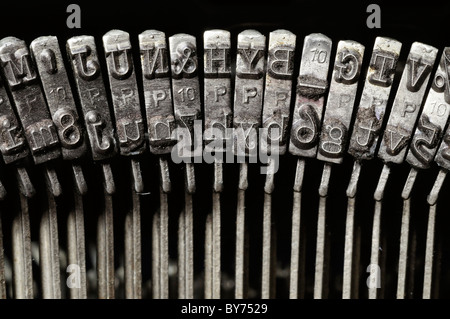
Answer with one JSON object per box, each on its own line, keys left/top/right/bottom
{"left": 0, "top": 27, "right": 447, "bottom": 300}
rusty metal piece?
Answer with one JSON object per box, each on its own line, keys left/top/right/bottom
{"left": 260, "top": 32, "right": 296, "bottom": 295}
{"left": 66, "top": 35, "right": 118, "bottom": 162}
{"left": 289, "top": 33, "right": 332, "bottom": 158}
{"left": 378, "top": 42, "right": 438, "bottom": 165}
{"left": 30, "top": 36, "right": 88, "bottom": 162}
{"left": 233, "top": 30, "right": 266, "bottom": 158}
{"left": 0, "top": 37, "right": 61, "bottom": 165}
{"left": 261, "top": 29, "right": 296, "bottom": 156}
{"left": 317, "top": 40, "right": 365, "bottom": 164}
{"left": 0, "top": 78, "right": 29, "bottom": 165}
{"left": 139, "top": 31, "right": 174, "bottom": 300}
{"left": 169, "top": 33, "right": 201, "bottom": 299}
{"left": 169, "top": 33, "right": 201, "bottom": 153}
{"left": 289, "top": 34, "right": 332, "bottom": 299}
{"left": 407, "top": 48, "right": 450, "bottom": 170}
{"left": 139, "top": 30, "right": 176, "bottom": 155}
{"left": 315, "top": 40, "right": 364, "bottom": 300}
{"left": 203, "top": 29, "right": 232, "bottom": 154}
{"left": 427, "top": 169, "right": 447, "bottom": 206}
{"left": 0, "top": 55, "right": 33, "bottom": 199}
{"left": 103, "top": 30, "right": 146, "bottom": 157}
{"left": 348, "top": 37, "right": 402, "bottom": 161}
{"left": 203, "top": 29, "right": 232, "bottom": 299}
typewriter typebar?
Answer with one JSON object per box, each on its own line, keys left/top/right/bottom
{"left": 1, "top": 22, "right": 450, "bottom": 301}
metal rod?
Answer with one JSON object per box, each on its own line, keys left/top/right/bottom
{"left": 40, "top": 184, "right": 61, "bottom": 299}
{"left": 178, "top": 163, "right": 195, "bottom": 299}
{"left": 397, "top": 198, "right": 410, "bottom": 299}
{"left": 289, "top": 190, "right": 302, "bottom": 299}
{"left": 16, "top": 167, "right": 34, "bottom": 198}
{"left": 0, "top": 209, "right": 5, "bottom": 299}
{"left": 235, "top": 162, "right": 248, "bottom": 299}
{"left": 261, "top": 192, "right": 273, "bottom": 299}
{"left": 262, "top": 158, "right": 276, "bottom": 299}
{"left": 130, "top": 159, "right": 144, "bottom": 194}
{"left": 178, "top": 162, "right": 195, "bottom": 299}
{"left": 12, "top": 193, "right": 33, "bottom": 299}
{"left": 184, "top": 189, "right": 194, "bottom": 299}
{"left": 423, "top": 203, "right": 436, "bottom": 299}
{"left": 71, "top": 164, "right": 88, "bottom": 196}
{"left": 374, "top": 164, "right": 390, "bottom": 201}
{"left": 159, "top": 189, "right": 169, "bottom": 299}
{"left": 67, "top": 163, "right": 88, "bottom": 299}
{"left": 369, "top": 200, "right": 382, "bottom": 299}
{"left": 314, "top": 163, "right": 332, "bottom": 299}
{"left": 343, "top": 196, "right": 355, "bottom": 299}
{"left": 204, "top": 213, "right": 212, "bottom": 299}
{"left": 67, "top": 190, "right": 87, "bottom": 299}
{"left": 124, "top": 187, "right": 142, "bottom": 299}
{"left": 346, "top": 161, "right": 361, "bottom": 198}
{"left": 342, "top": 161, "right": 361, "bottom": 299}
{"left": 159, "top": 158, "right": 172, "bottom": 194}
{"left": 101, "top": 163, "right": 116, "bottom": 196}
{"left": 401, "top": 168, "right": 418, "bottom": 200}
{"left": 396, "top": 168, "right": 418, "bottom": 299}
{"left": 212, "top": 191, "right": 221, "bottom": 299}
{"left": 289, "top": 159, "right": 306, "bottom": 299}
{"left": 205, "top": 161, "right": 222, "bottom": 299}
{"left": 428, "top": 169, "right": 447, "bottom": 206}
{"left": 153, "top": 159, "right": 169, "bottom": 300}
{"left": 44, "top": 165, "right": 62, "bottom": 198}
{"left": 314, "top": 196, "right": 327, "bottom": 299}
{"left": 152, "top": 209, "right": 160, "bottom": 299}
{"left": 318, "top": 163, "right": 332, "bottom": 198}
{"left": 97, "top": 188, "right": 115, "bottom": 299}
{"left": 177, "top": 205, "right": 185, "bottom": 299}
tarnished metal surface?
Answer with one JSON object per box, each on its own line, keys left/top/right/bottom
{"left": 261, "top": 29, "right": 295, "bottom": 156}
{"left": 169, "top": 33, "right": 202, "bottom": 300}
{"left": 139, "top": 30, "right": 176, "bottom": 155}
{"left": 343, "top": 37, "right": 401, "bottom": 300}
{"left": 289, "top": 33, "right": 332, "bottom": 158}
{"left": 406, "top": 49, "right": 450, "bottom": 169}
{"left": 317, "top": 40, "right": 365, "bottom": 164}
{"left": 288, "top": 34, "right": 331, "bottom": 299}
{"left": 30, "top": 36, "right": 87, "bottom": 162}
{"left": 203, "top": 29, "right": 232, "bottom": 299}
{"left": 169, "top": 33, "right": 201, "bottom": 152}
{"left": 378, "top": 42, "right": 438, "bottom": 165}
{"left": 67, "top": 35, "right": 118, "bottom": 299}
{"left": 428, "top": 48, "right": 450, "bottom": 172}
{"left": 0, "top": 37, "right": 61, "bottom": 165}
{"left": 233, "top": 30, "right": 266, "bottom": 158}
{"left": 0, "top": 77, "right": 28, "bottom": 165}
{"left": 67, "top": 35, "right": 118, "bottom": 162}
{"left": 203, "top": 29, "right": 232, "bottom": 153}
{"left": 260, "top": 30, "right": 296, "bottom": 299}
{"left": 348, "top": 37, "right": 402, "bottom": 161}
{"left": 103, "top": 30, "right": 146, "bottom": 157}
